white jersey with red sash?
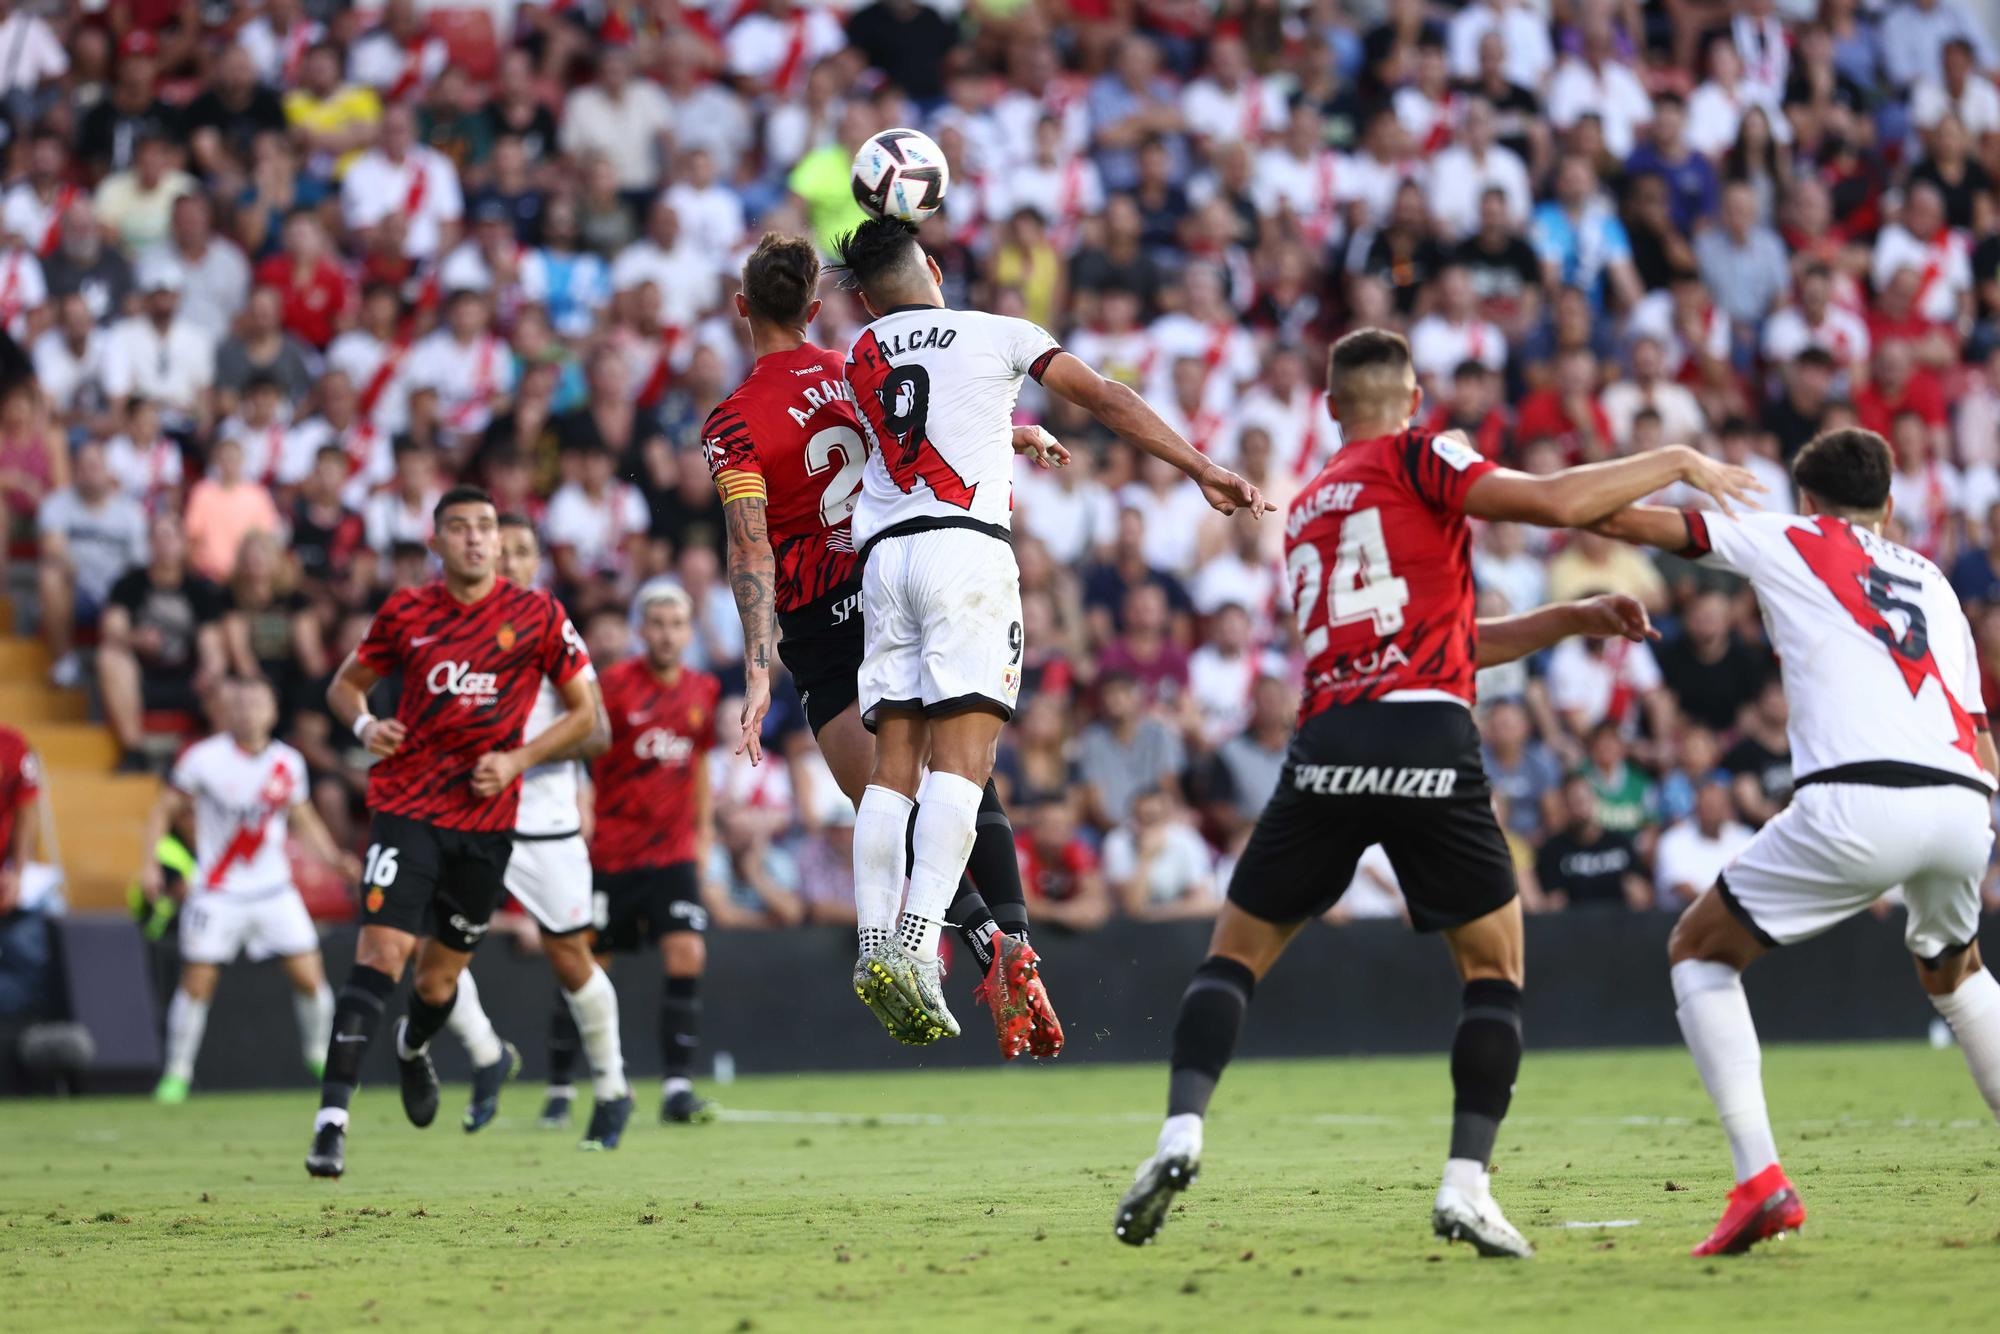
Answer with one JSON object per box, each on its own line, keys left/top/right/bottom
{"left": 171, "top": 735, "right": 308, "bottom": 895}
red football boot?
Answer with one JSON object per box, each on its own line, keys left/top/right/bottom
{"left": 973, "top": 933, "right": 1038, "bottom": 1060}
{"left": 1022, "top": 967, "right": 1064, "bottom": 1059}
{"left": 1691, "top": 1163, "right": 1806, "bottom": 1256}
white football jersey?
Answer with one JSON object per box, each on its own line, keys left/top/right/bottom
{"left": 846, "top": 308, "right": 1060, "bottom": 549}
{"left": 169, "top": 735, "right": 308, "bottom": 895}
{"left": 515, "top": 679, "right": 581, "bottom": 838}
{"left": 1694, "top": 511, "right": 1992, "bottom": 788}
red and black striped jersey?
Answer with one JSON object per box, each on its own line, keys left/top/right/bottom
{"left": 1286, "top": 428, "right": 1497, "bottom": 720}
{"left": 357, "top": 579, "right": 592, "bottom": 832}
{"left": 701, "top": 344, "right": 864, "bottom": 625}
{"left": 590, "top": 656, "right": 719, "bottom": 872}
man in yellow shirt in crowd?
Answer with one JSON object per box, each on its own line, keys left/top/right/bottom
{"left": 283, "top": 41, "right": 382, "bottom": 179}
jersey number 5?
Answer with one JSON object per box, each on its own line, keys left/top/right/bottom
{"left": 1287, "top": 507, "right": 1412, "bottom": 655}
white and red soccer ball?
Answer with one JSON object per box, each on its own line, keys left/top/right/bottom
{"left": 850, "top": 128, "right": 951, "bottom": 226}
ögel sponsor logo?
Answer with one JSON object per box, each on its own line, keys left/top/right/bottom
{"left": 635, "top": 728, "right": 695, "bottom": 764}
{"left": 426, "top": 660, "right": 500, "bottom": 702}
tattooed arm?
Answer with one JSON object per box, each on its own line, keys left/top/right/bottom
{"left": 724, "top": 493, "right": 778, "bottom": 764}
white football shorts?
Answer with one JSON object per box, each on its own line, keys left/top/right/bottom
{"left": 178, "top": 886, "right": 319, "bottom": 964}
{"left": 504, "top": 834, "right": 594, "bottom": 934}
{"left": 857, "top": 527, "right": 1023, "bottom": 728}
{"left": 1718, "top": 781, "right": 1994, "bottom": 960}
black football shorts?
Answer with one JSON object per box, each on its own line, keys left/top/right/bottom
{"left": 593, "top": 862, "right": 706, "bottom": 951}
{"left": 360, "top": 811, "right": 515, "bottom": 951}
{"left": 1227, "top": 699, "right": 1517, "bottom": 933}
{"left": 777, "top": 579, "right": 865, "bottom": 738}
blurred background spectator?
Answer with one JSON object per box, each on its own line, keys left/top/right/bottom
{"left": 3, "top": 0, "right": 1999, "bottom": 934}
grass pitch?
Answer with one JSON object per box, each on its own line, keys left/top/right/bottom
{"left": 5, "top": 1043, "right": 1999, "bottom": 1333}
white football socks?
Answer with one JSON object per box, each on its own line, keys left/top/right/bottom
{"left": 1929, "top": 966, "right": 2000, "bottom": 1121}
{"left": 564, "top": 965, "right": 629, "bottom": 1101}
{"left": 294, "top": 981, "right": 334, "bottom": 1072}
{"left": 1672, "top": 958, "right": 1779, "bottom": 1183}
{"left": 1157, "top": 1111, "right": 1203, "bottom": 1161}
{"left": 162, "top": 987, "right": 209, "bottom": 1083}
{"left": 853, "top": 784, "right": 913, "bottom": 955}
{"left": 898, "top": 772, "right": 983, "bottom": 960}
{"left": 445, "top": 968, "right": 505, "bottom": 1067}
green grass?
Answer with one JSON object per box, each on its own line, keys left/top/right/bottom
{"left": 4, "top": 1044, "right": 1999, "bottom": 1332}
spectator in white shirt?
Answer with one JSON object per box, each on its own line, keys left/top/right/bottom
{"left": 725, "top": 0, "right": 847, "bottom": 100}
{"left": 1601, "top": 334, "right": 1707, "bottom": 447}
{"left": 1761, "top": 262, "right": 1872, "bottom": 376}
{"left": 543, "top": 443, "right": 651, "bottom": 593}
{"left": 559, "top": 47, "right": 673, "bottom": 196}
{"left": 1547, "top": 15, "right": 1653, "bottom": 158}
{"left": 1428, "top": 98, "right": 1533, "bottom": 240}
{"left": 1686, "top": 33, "right": 1791, "bottom": 159}
{"left": 1912, "top": 37, "right": 2000, "bottom": 136}
{"left": 340, "top": 104, "right": 462, "bottom": 262}
{"left": 1187, "top": 603, "right": 1283, "bottom": 747}
{"left": 139, "top": 193, "right": 248, "bottom": 341}
{"left": 1447, "top": 0, "right": 1554, "bottom": 90}
{"left": 1871, "top": 182, "right": 1972, "bottom": 327}
{"left": 0, "top": 2, "right": 66, "bottom": 99}
{"left": 346, "top": 0, "right": 447, "bottom": 99}
{"left": 1408, "top": 265, "right": 1508, "bottom": 392}
{"left": 101, "top": 255, "right": 214, "bottom": 434}
{"left": 406, "top": 289, "right": 514, "bottom": 444}
{"left": 31, "top": 293, "right": 105, "bottom": 423}
{"left": 610, "top": 200, "right": 721, "bottom": 331}
{"left": 364, "top": 439, "right": 443, "bottom": 554}
{"left": 1103, "top": 789, "right": 1218, "bottom": 922}
{"left": 37, "top": 439, "right": 148, "bottom": 687}
{"left": 1653, "top": 778, "right": 1754, "bottom": 909}
{"left": 662, "top": 148, "right": 747, "bottom": 268}
{"left": 1180, "top": 34, "right": 1286, "bottom": 149}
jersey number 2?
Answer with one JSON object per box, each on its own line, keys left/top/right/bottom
{"left": 1287, "top": 507, "right": 1412, "bottom": 654}
{"left": 806, "top": 425, "right": 865, "bottom": 527}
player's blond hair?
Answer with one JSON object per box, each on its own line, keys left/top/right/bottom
{"left": 636, "top": 582, "right": 693, "bottom": 618}
{"left": 1326, "top": 327, "right": 1417, "bottom": 427}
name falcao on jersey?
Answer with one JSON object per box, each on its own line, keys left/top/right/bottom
{"left": 849, "top": 325, "right": 958, "bottom": 375}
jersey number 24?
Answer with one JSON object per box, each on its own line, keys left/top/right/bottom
{"left": 1287, "top": 507, "right": 1412, "bottom": 655}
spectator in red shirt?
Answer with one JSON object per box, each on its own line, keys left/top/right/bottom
{"left": 0, "top": 725, "right": 40, "bottom": 914}
{"left": 1015, "top": 797, "right": 1111, "bottom": 931}
{"left": 1513, "top": 346, "right": 1612, "bottom": 463}
{"left": 253, "top": 213, "right": 354, "bottom": 349}
{"left": 1854, "top": 338, "right": 1949, "bottom": 454}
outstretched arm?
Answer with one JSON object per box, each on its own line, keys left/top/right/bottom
{"left": 1036, "top": 352, "right": 1272, "bottom": 517}
{"left": 722, "top": 493, "right": 777, "bottom": 764}
{"left": 1476, "top": 593, "right": 1657, "bottom": 668}
{"left": 1586, "top": 504, "right": 1706, "bottom": 552}
{"left": 1462, "top": 445, "right": 1762, "bottom": 529}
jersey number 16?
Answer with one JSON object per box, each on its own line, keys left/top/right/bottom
{"left": 1288, "top": 507, "right": 1412, "bottom": 655}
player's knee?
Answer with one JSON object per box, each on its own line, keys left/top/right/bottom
{"left": 179, "top": 965, "right": 219, "bottom": 1002}
{"left": 353, "top": 928, "right": 414, "bottom": 977}
{"left": 664, "top": 929, "right": 705, "bottom": 976}
{"left": 1914, "top": 941, "right": 1981, "bottom": 996}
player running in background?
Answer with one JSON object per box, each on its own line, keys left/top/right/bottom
{"left": 141, "top": 677, "right": 355, "bottom": 1104}
{"left": 707, "top": 232, "right": 1063, "bottom": 1058}
{"left": 1115, "top": 328, "right": 1762, "bottom": 1257}
{"left": 1590, "top": 428, "right": 2000, "bottom": 1256}
{"left": 308, "top": 485, "right": 596, "bottom": 1178}
{"left": 832, "top": 217, "right": 1267, "bottom": 1045}
{"left": 434, "top": 515, "right": 633, "bottom": 1147}
{"left": 585, "top": 583, "right": 719, "bottom": 1124}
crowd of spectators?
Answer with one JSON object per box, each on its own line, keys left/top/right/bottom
{"left": 14, "top": 0, "right": 2000, "bottom": 935}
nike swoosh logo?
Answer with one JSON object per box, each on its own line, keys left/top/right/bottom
{"left": 411, "top": 634, "right": 443, "bottom": 647}
{"left": 333, "top": 1034, "right": 369, "bottom": 1044}
{"left": 626, "top": 711, "right": 652, "bottom": 724}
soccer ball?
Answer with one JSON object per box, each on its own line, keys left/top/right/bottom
{"left": 851, "top": 128, "right": 951, "bottom": 226}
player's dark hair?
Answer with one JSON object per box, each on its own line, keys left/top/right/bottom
{"left": 742, "top": 232, "right": 822, "bottom": 325}
{"left": 1792, "top": 428, "right": 1893, "bottom": 514}
{"left": 497, "top": 512, "right": 536, "bottom": 533}
{"left": 832, "top": 216, "right": 924, "bottom": 298}
{"left": 433, "top": 484, "right": 495, "bottom": 524}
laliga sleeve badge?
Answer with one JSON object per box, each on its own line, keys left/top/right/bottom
{"left": 1431, "top": 435, "right": 1482, "bottom": 472}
